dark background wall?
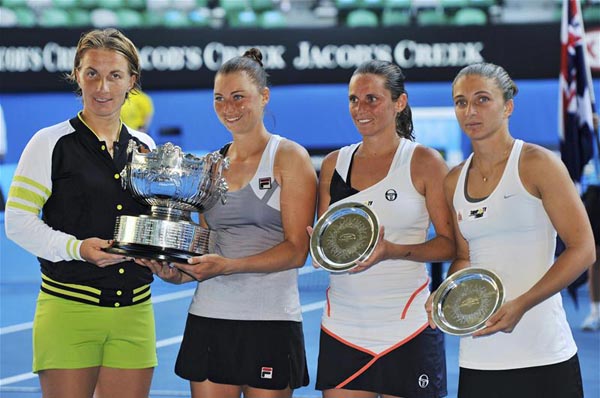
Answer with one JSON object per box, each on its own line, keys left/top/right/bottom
{"left": 1, "top": 24, "right": 599, "bottom": 163}
{"left": 0, "top": 79, "right": 581, "bottom": 165}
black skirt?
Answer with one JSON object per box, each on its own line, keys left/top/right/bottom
{"left": 316, "top": 326, "right": 447, "bottom": 397}
{"left": 175, "top": 314, "right": 309, "bottom": 390}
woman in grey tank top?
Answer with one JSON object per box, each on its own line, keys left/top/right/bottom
{"left": 139, "top": 48, "right": 317, "bottom": 397}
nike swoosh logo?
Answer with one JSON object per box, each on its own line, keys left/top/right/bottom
{"left": 503, "top": 194, "right": 516, "bottom": 199}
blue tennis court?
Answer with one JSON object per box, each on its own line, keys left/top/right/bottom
{"left": 1, "top": 210, "right": 598, "bottom": 397}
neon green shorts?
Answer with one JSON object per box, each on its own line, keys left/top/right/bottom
{"left": 32, "top": 291, "right": 157, "bottom": 372}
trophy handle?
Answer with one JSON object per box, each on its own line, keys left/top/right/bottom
{"left": 218, "top": 178, "right": 228, "bottom": 205}
{"left": 118, "top": 140, "right": 138, "bottom": 191}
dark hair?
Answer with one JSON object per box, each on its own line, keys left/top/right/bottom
{"left": 352, "top": 60, "right": 414, "bottom": 140}
{"left": 67, "top": 28, "right": 141, "bottom": 97}
{"left": 452, "top": 62, "right": 519, "bottom": 101}
{"left": 216, "top": 47, "right": 269, "bottom": 91}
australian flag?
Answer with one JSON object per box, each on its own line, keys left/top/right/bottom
{"left": 559, "top": 0, "right": 596, "bottom": 183}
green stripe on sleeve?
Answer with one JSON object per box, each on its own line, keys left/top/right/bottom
{"left": 66, "top": 239, "right": 82, "bottom": 260}
{"left": 73, "top": 240, "right": 83, "bottom": 261}
{"left": 66, "top": 239, "right": 74, "bottom": 259}
{"left": 6, "top": 201, "right": 40, "bottom": 215}
{"left": 8, "top": 186, "right": 46, "bottom": 208}
{"left": 12, "top": 175, "right": 51, "bottom": 197}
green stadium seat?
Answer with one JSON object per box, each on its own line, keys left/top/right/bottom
{"left": 227, "top": 9, "right": 258, "bottom": 27}
{"left": 453, "top": 7, "right": 487, "bottom": 25}
{"left": 79, "top": 0, "right": 99, "bottom": 8}
{"left": 259, "top": 9, "right": 286, "bottom": 28}
{"left": 361, "top": 0, "right": 384, "bottom": 8}
{"left": 346, "top": 8, "right": 378, "bottom": 26}
{"left": 583, "top": 5, "right": 600, "bottom": 22}
{"left": 13, "top": 7, "right": 36, "bottom": 27}
{"left": 251, "top": 0, "right": 273, "bottom": 12}
{"left": 69, "top": 8, "right": 92, "bottom": 26}
{"left": 416, "top": 9, "right": 448, "bottom": 25}
{"left": 97, "top": 0, "right": 125, "bottom": 9}
{"left": 219, "top": 0, "right": 248, "bottom": 12}
{"left": 163, "top": 9, "right": 191, "bottom": 27}
{"left": 2, "top": 0, "right": 27, "bottom": 7}
{"left": 117, "top": 8, "right": 144, "bottom": 27}
{"left": 468, "top": 0, "right": 496, "bottom": 7}
{"left": 39, "top": 8, "right": 71, "bottom": 27}
{"left": 383, "top": 0, "right": 411, "bottom": 8}
{"left": 336, "top": 0, "right": 360, "bottom": 9}
{"left": 143, "top": 9, "right": 163, "bottom": 26}
{"left": 52, "top": 0, "right": 78, "bottom": 8}
{"left": 382, "top": 8, "right": 411, "bottom": 25}
{"left": 440, "top": 0, "right": 469, "bottom": 7}
{"left": 125, "top": 0, "right": 147, "bottom": 9}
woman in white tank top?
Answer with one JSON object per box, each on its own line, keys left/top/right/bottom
{"left": 426, "top": 62, "right": 595, "bottom": 398}
{"left": 314, "top": 60, "right": 456, "bottom": 398}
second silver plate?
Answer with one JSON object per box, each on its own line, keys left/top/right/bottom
{"left": 431, "top": 268, "right": 505, "bottom": 336}
{"left": 310, "top": 201, "right": 379, "bottom": 273}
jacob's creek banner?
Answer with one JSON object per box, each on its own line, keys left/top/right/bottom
{"left": 1, "top": 24, "right": 599, "bottom": 92}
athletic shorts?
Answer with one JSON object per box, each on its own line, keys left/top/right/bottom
{"left": 32, "top": 291, "right": 157, "bottom": 372}
{"left": 458, "top": 354, "right": 583, "bottom": 398}
{"left": 175, "top": 314, "right": 309, "bottom": 390}
{"left": 583, "top": 185, "right": 600, "bottom": 243}
{"left": 316, "top": 326, "right": 447, "bottom": 397}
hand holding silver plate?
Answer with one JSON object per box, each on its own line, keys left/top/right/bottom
{"left": 431, "top": 268, "right": 505, "bottom": 336}
{"left": 104, "top": 141, "right": 229, "bottom": 263}
{"left": 310, "top": 202, "right": 380, "bottom": 273}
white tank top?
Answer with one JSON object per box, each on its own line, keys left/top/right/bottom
{"left": 322, "top": 138, "right": 431, "bottom": 354}
{"left": 454, "top": 139, "right": 577, "bottom": 370}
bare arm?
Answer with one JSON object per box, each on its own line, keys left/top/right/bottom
{"left": 176, "top": 140, "right": 317, "bottom": 281}
{"left": 316, "top": 151, "right": 338, "bottom": 218}
{"left": 426, "top": 163, "right": 471, "bottom": 328}
{"left": 444, "top": 164, "right": 472, "bottom": 276}
{"left": 474, "top": 144, "right": 595, "bottom": 336}
{"left": 305, "top": 151, "right": 338, "bottom": 268}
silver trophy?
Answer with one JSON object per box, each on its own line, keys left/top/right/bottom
{"left": 105, "top": 141, "right": 229, "bottom": 262}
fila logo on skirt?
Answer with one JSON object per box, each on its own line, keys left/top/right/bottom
{"left": 261, "top": 366, "right": 273, "bottom": 379}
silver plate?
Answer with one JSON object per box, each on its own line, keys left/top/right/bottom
{"left": 310, "top": 202, "right": 379, "bottom": 273}
{"left": 432, "top": 268, "right": 505, "bottom": 336}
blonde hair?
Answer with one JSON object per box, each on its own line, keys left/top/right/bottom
{"left": 67, "top": 28, "right": 141, "bottom": 96}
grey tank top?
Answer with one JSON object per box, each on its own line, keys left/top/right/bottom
{"left": 187, "top": 134, "right": 302, "bottom": 321}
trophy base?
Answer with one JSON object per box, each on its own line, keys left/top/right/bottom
{"left": 105, "top": 215, "right": 211, "bottom": 263}
{"left": 104, "top": 242, "right": 196, "bottom": 263}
